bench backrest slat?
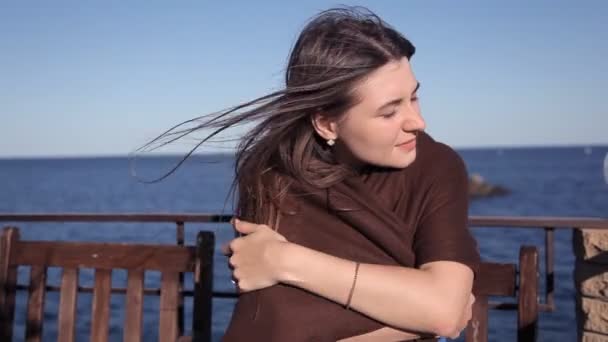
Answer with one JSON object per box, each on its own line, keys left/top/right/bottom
{"left": 25, "top": 265, "right": 47, "bottom": 342}
{"left": 124, "top": 269, "right": 145, "bottom": 342}
{"left": 90, "top": 269, "right": 112, "bottom": 342}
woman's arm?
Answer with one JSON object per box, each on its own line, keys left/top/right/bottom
{"left": 225, "top": 219, "right": 474, "bottom": 338}
{"left": 278, "top": 238, "right": 473, "bottom": 338}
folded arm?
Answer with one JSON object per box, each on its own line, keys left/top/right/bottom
{"left": 225, "top": 219, "right": 474, "bottom": 338}
{"left": 277, "top": 240, "right": 474, "bottom": 338}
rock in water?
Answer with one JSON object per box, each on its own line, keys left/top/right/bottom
{"left": 468, "top": 173, "right": 509, "bottom": 198}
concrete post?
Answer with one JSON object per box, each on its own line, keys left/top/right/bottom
{"left": 574, "top": 228, "right": 608, "bottom": 342}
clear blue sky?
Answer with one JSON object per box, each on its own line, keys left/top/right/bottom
{"left": 1, "top": 0, "right": 607, "bottom": 157}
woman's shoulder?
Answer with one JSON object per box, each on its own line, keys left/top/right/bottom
{"left": 414, "top": 132, "right": 467, "bottom": 178}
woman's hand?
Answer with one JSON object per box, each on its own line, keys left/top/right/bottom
{"left": 221, "top": 218, "right": 288, "bottom": 292}
{"left": 462, "top": 293, "right": 476, "bottom": 326}
{"left": 447, "top": 293, "right": 475, "bottom": 339}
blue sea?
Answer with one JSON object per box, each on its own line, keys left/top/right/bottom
{"left": 1, "top": 145, "right": 607, "bottom": 341}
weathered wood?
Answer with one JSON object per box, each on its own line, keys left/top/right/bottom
{"left": 25, "top": 265, "right": 47, "bottom": 342}
{"left": 124, "top": 269, "right": 144, "bottom": 342}
{"left": 90, "top": 269, "right": 112, "bottom": 342}
{"left": 15, "top": 283, "right": 233, "bottom": 299}
{"left": 11, "top": 241, "right": 195, "bottom": 272}
{"left": 2, "top": 258, "right": 17, "bottom": 340}
{"left": 0, "top": 227, "right": 19, "bottom": 341}
{"left": 518, "top": 246, "right": 539, "bottom": 341}
{"left": 159, "top": 272, "right": 180, "bottom": 342}
{"left": 57, "top": 268, "right": 79, "bottom": 342}
{"left": 15, "top": 283, "right": 192, "bottom": 296}
{"left": 466, "top": 295, "right": 489, "bottom": 342}
{"left": 0, "top": 226, "right": 215, "bottom": 342}
{"left": 465, "top": 247, "right": 539, "bottom": 342}
{"left": 193, "top": 231, "right": 215, "bottom": 342}
{"left": 473, "top": 262, "right": 517, "bottom": 296}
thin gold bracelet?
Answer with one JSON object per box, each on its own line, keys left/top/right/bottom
{"left": 345, "top": 262, "right": 360, "bottom": 310}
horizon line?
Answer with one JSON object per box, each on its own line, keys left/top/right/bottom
{"left": 1, "top": 142, "right": 607, "bottom": 160}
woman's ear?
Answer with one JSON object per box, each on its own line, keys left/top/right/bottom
{"left": 311, "top": 113, "right": 338, "bottom": 141}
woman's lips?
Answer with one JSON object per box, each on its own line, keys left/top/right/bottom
{"left": 396, "top": 138, "right": 416, "bottom": 151}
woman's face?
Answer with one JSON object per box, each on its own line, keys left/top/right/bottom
{"left": 331, "top": 57, "right": 426, "bottom": 169}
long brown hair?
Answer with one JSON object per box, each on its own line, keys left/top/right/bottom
{"left": 136, "top": 6, "right": 416, "bottom": 227}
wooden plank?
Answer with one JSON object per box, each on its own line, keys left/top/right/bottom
{"left": 2, "top": 257, "right": 17, "bottom": 340}
{"left": 14, "top": 283, "right": 201, "bottom": 297}
{"left": 0, "top": 227, "right": 19, "bottom": 341}
{"left": 473, "top": 262, "right": 516, "bottom": 296}
{"left": 26, "top": 265, "right": 47, "bottom": 342}
{"left": 465, "top": 295, "right": 488, "bottom": 342}
{"left": 90, "top": 269, "right": 112, "bottom": 342}
{"left": 57, "top": 268, "right": 79, "bottom": 342}
{"left": 518, "top": 246, "right": 539, "bottom": 342}
{"left": 11, "top": 242, "right": 195, "bottom": 272}
{"left": 159, "top": 272, "right": 180, "bottom": 342}
{"left": 192, "top": 231, "right": 214, "bottom": 342}
{"left": 124, "top": 269, "right": 144, "bottom": 342}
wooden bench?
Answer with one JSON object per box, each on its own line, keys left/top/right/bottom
{"left": 0, "top": 225, "right": 540, "bottom": 341}
{"left": 466, "top": 246, "right": 539, "bottom": 342}
{"left": 0, "top": 226, "right": 214, "bottom": 342}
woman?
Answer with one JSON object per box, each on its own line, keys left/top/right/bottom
{"left": 219, "top": 8, "right": 480, "bottom": 341}
{"left": 144, "top": 6, "right": 479, "bottom": 341}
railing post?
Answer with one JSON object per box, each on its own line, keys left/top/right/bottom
{"left": 573, "top": 227, "right": 608, "bottom": 341}
{"left": 518, "top": 246, "right": 539, "bottom": 341}
{"left": 544, "top": 227, "right": 555, "bottom": 311}
{"left": 176, "top": 221, "right": 185, "bottom": 337}
{"left": 193, "top": 231, "right": 214, "bottom": 342}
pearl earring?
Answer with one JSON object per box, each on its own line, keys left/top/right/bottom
{"left": 327, "top": 139, "right": 335, "bottom": 146}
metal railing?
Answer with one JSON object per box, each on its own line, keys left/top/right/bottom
{"left": 469, "top": 216, "right": 608, "bottom": 312}
{"left": 2, "top": 213, "right": 607, "bottom": 313}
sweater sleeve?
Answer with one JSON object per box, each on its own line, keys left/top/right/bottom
{"left": 412, "top": 144, "right": 481, "bottom": 277}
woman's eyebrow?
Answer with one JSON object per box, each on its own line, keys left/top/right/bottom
{"left": 377, "top": 99, "right": 402, "bottom": 112}
{"left": 376, "top": 82, "right": 421, "bottom": 112}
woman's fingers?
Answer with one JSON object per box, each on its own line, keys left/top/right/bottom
{"left": 228, "top": 255, "right": 237, "bottom": 268}
{"left": 232, "top": 218, "right": 261, "bottom": 235}
{"left": 455, "top": 293, "right": 475, "bottom": 334}
{"left": 221, "top": 219, "right": 289, "bottom": 292}
{"left": 221, "top": 237, "right": 244, "bottom": 256}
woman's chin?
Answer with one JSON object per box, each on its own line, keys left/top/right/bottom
{"left": 365, "top": 149, "right": 417, "bottom": 169}
{"left": 390, "top": 148, "right": 417, "bottom": 168}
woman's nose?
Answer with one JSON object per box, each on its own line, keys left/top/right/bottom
{"left": 402, "top": 112, "right": 426, "bottom": 132}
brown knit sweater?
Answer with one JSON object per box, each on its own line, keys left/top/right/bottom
{"left": 223, "top": 132, "right": 480, "bottom": 341}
